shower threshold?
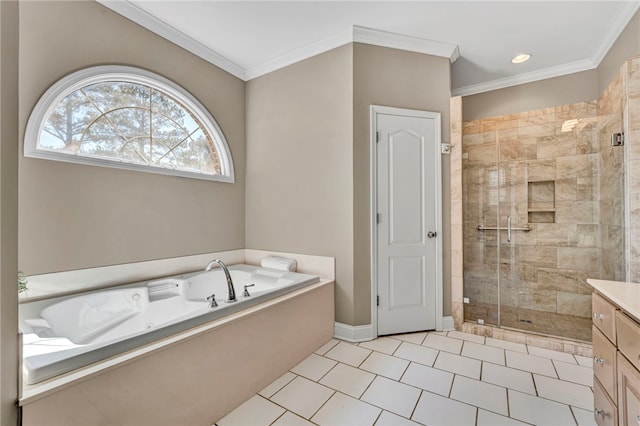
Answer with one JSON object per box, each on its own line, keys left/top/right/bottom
{"left": 464, "top": 302, "right": 592, "bottom": 343}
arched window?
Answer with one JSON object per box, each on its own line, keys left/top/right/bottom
{"left": 25, "top": 66, "right": 234, "bottom": 182}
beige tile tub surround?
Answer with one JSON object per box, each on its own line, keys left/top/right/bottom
{"left": 21, "top": 280, "right": 335, "bottom": 426}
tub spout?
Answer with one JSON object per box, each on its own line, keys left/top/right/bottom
{"left": 205, "top": 259, "right": 237, "bottom": 303}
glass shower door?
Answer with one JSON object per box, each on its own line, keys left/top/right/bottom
{"left": 497, "top": 103, "right": 606, "bottom": 342}
{"left": 496, "top": 142, "right": 534, "bottom": 334}
{"left": 463, "top": 100, "right": 624, "bottom": 343}
{"left": 462, "top": 130, "right": 499, "bottom": 326}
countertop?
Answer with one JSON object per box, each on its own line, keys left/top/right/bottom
{"left": 587, "top": 278, "right": 640, "bottom": 323}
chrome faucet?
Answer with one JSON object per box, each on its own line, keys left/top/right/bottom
{"left": 205, "top": 259, "right": 237, "bottom": 303}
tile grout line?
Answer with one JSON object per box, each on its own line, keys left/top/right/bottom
{"left": 304, "top": 388, "right": 336, "bottom": 424}
{"left": 355, "top": 337, "right": 586, "bottom": 387}
{"left": 226, "top": 334, "right": 592, "bottom": 426}
{"left": 407, "top": 389, "right": 423, "bottom": 424}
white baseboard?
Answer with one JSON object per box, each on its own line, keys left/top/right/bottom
{"left": 336, "top": 316, "right": 454, "bottom": 341}
{"left": 334, "top": 322, "right": 374, "bottom": 342}
{"left": 441, "top": 316, "right": 455, "bottom": 331}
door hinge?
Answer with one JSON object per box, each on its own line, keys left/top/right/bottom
{"left": 376, "top": 131, "right": 380, "bottom": 143}
{"left": 377, "top": 213, "right": 381, "bottom": 224}
{"left": 377, "top": 295, "right": 379, "bottom": 306}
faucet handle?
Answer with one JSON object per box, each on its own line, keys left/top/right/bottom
{"left": 206, "top": 294, "right": 218, "bottom": 308}
{"left": 243, "top": 284, "right": 255, "bottom": 297}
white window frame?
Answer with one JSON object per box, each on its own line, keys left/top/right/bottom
{"left": 24, "top": 65, "right": 235, "bottom": 183}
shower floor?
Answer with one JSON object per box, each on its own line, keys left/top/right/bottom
{"left": 464, "top": 302, "right": 592, "bottom": 342}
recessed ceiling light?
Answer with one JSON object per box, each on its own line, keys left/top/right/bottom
{"left": 511, "top": 53, "right": 531, "bottom": 64}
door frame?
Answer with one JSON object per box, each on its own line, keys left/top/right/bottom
{"left": 370, "top": 105, "right": 443, "bottom": 338}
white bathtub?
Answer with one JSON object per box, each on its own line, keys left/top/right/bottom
{"left": 20, "top": 264, "right": 319, "bottom": 384}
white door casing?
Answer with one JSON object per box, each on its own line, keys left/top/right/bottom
{"left": 371, "top": 106, "right": 442, "bottom": 336}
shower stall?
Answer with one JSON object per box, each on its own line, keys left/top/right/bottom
{"left": 461, "top": 96, "right": 625, "bottom": 342}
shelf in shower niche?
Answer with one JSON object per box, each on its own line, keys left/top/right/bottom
{"left": 527, "top": 208, "right": 556, "bottom": 212}
{"left": 528, "top": 211, "right": 555, "bottom": 223}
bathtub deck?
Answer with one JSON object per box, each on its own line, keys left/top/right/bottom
{"left": 20, "top": 279, "right": 334, "bottom": 426}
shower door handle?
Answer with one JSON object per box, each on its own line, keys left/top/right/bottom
{"left": 506, "top": 216, "right": 512, "bottom": 243}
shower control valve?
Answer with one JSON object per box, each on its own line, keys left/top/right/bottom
{"left": 594, "top": 408, "right": 605, "bottom": 418}
{"left": 593, "top": 312, "right": 604, "bottom": 320}
{"left": 593, "top": 356, "right": 605, "bottom": 365}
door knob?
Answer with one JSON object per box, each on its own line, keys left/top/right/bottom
{"left": 427, "top": 231, "right": 437, "bottom": 238}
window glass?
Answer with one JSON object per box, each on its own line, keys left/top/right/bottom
{"left": 26, "top": 66, "right": 234, "bottom": 182}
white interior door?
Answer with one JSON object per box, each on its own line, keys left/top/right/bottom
{"left": 374, "top": 107, "right": 441, "bottom": 336}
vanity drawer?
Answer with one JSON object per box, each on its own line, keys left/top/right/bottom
{"left": 594, "top": 325, "right": 618, "bottom": 403}
{"left": 595, "top": 376, "right": 618, "bottom": 426}
{"left": 593, "top": 293, "right": 618, "bottom": 344}
{"left": 617, "top": 311, "right": 640, "bottom": 372}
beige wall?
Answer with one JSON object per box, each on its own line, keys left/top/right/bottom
{"left": 0, "top": 1, "right": 19, "bottom": 423}
{"left": 246, "top": 44, "right": 452, "bottom": 326}
{"left": 245, "top": 46, "right": 355, "bottom": 324}
{"left": 19, "top": 1, "right": 246, "bottom": 274}
{"left": 352, "top": 44, "right": 452, "bottom": 323}
{"left": 598, "top": 10, "right": 640, "bottom": 94}
{"left": 462, "top": 70, "right": 599, "bottom": 121}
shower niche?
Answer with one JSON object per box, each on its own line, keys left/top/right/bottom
{"left": 527, "top": 180, "right": 555, "bottom": 223}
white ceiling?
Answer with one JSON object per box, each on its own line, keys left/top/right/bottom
{"left": 100, "top": 1, "right": 640, "bottom": 96}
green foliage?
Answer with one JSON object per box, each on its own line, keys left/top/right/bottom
{"left": 18, "top": 271, "right": 28, "bottom": 294}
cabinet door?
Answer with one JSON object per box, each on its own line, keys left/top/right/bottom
{"left": 594, "top": 326, "right": 618, "bottom": 403}
{"left": 595, "top": 376, "right": 618, "bottom": 426}
{"left": 618, "top": 352, "right": 640, "bottom": 426}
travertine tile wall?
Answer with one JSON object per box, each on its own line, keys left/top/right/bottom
{"left": 598, "top": 62, "right": 626, "bottom": 282}
{"left": 461, "top": 97, "right": 625, "bottom": 324}
{"left": 452, "top": 56, "right": 639, "bottom": 345}
{"left": 450, "top": 96, "right": 464, "bottom": 330}
{"left": 625, "top": 57, "right": 640, "bottom": 282}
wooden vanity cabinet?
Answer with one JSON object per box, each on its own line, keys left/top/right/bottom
{"left": 591, "top": 290, "right": 640, "bottom": 426}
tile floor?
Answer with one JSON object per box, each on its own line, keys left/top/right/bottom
{"left": 217, "top": 330, "right": 595, "bottom": 426}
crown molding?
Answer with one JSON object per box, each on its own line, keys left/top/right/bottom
{"left": 246, "top": 26, "right": 459, "bottom": 80}
{"left": 453, "top": 1, "right": 640, "bottom": 96}
{"left": 244, "top": 29, "right": 353, "bottom": 80}
{"left": 592, "top": 1, "right": 640, "bottom": 66}
{"left": 452, "top": 58, "right": 597, "bottom": 97}
{"left": 97, "top": 0, "right": 246, "bottom": 80}
{"left": 98, "top": 0, "right": 635, "bottom": 90}
{"left": 98, "top": 1, "right": 459, "bottom": 81}
{"left": 352, "top": 25, "right": 460, "bottom": 63}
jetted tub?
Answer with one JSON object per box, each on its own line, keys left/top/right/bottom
{"left": 20, "top": 264, "right": 319, "bottom": 384}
